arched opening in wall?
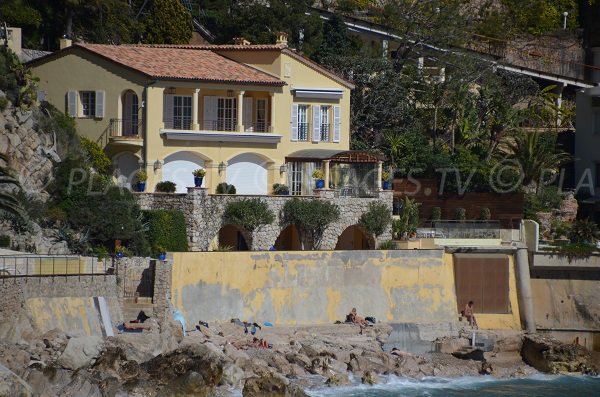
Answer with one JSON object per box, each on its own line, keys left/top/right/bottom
{"left": 121, "top": 90, "right": 139, "bottom": 136}
{"left": 226, "top": 152, "right": 271, "bottom": 195}
{"left": 162, "top": 151, "right": 208, "bottom": 193}
{"left": 274, "top": 224, "right": 301, "bottom": 251}
{"left": 335, "top": 225, "right": 374, "bottom": 250}
{"left": 114, "top": 151, "right": 140, "bottom": 189}
{"left": 217, "top": 224, "right": 249, "bottom": 251}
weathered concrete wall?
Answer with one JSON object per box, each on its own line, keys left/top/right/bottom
{"left": 0, "top": 275, "right": 121, "bottom": 341}
{"left": 533, "top": 253, "right": 600, "bottom": 269}
{"left": 136, "top": 189, "right": 393, "bottom": 251}
{"left": 170, "top": 250, "right": 457, "bottom": 327}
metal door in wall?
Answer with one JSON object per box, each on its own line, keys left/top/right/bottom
{"left": 121, "top": 261, "right": 155, "bottom": 304}
{"left": 454, "top": 254, "right": 509, "bottom": 314}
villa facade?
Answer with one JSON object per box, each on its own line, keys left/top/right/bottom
{"left": 27, "top": 35, "right": 379, "bottom": 195}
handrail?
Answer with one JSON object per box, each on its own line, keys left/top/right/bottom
{"left": 0, "top": 255, "right": 113, "bottom": 279}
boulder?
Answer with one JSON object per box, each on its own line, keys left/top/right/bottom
{"left": 361, "top": 370, "right": 379, "bottom": 385}
{"left": 0, "top": 364, "right": 32, "bottom": 397}
{"left": 325, "top": 373, "right": 351, "bottom": 387}
{"left": 221, "top": 363, "right": 246, "bottom": 388}
{"left": 242, "top": 374, "right": 309, "bottom": 397}
{"left": 56, "top": 336, "right": 103, "bottom": 370}
{"left": 521, "top": 334, "right": 598, "bottom": 375}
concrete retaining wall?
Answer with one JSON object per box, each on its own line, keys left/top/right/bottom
{"left": 136, "top": 189, "right": 393, "bottom": 251}
{"left": 0, "top": 275, "right": 121, "bottom": 341}
{"left": 169, "top": 250, "right": 458, "bottom": 327}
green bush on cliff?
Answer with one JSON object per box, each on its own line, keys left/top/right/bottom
{"left": 224, "top": 199, "right": 275, "bottom": 233}
{"left": 359, "top": 201, "right": 392, "bottom": 238}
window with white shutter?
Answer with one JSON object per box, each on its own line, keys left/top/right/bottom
{"left": 163, "top": 94, "right": 174, "bottom": 128}
{"left": 291, "top": 104, "right": 298, "bottom": 141}
{"left": 67, "top": 90, "right": 77, "bottom": 117}
{"left": 95, "top": 90, "right": 105, "bottom": 118}
{"left": 80, "top": 91, "right": 96, "bottom": 117}
{"left": 333, "top": 106, "right": 341, "bottom": 143}
{"left": 203, "top": 96, "right": 217, "bottom": 130}
{"left": 312, "top": 105, "right": 321, "bottom": 143}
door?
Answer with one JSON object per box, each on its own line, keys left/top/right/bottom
{"left": 162, "top": 152, "right": 205, "bottom": 193}
{"left": 226, "top": 153, "right": 268, "bottom": 194}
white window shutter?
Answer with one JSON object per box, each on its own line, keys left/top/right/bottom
{"left": 312, "top": 105, "right": 321, "bottom": 143}
{"left": 333, "top": 106, "right": 341, "bottom": 143}
{"left": 291, "top": 104, "right": 298, "bottom": 141}
{"left": 95, "top": 90, "right": 105, "bottom": 118}
{"left": 203, "top": 96, "right": 217, "bottom": 129}
{"left": 243, "top": 97, "right": 253, "bottom": 131}
{"left": 67, "top": 90, "right": 77, "bottom": 117}
{"left": 163, "top": 94, "right": 174, "bottom": 128}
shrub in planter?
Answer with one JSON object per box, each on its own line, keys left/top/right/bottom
{"left": 216, "top": 182, "right": 236, "bottom": 194}
{"left": 392, "top": 197, "right": 420, "bottom": 239}
{"left": 156, "top": 181, "right": 176, "bottom": 193}
{"left": 312, "top": 169, "right": 325, "bottom": 189}
{"left": 192, "top": 169, "right": 205, "bottom": 187}
{"left": 454, "top": 208, "right": 466, "bottom": 222}
{"left": 135, "top": 170, "right": 148, "bottom": 192}
{"left": 378, "top": 240, "right": 395, "bottom": 250}
{"left": 272, "top": 183, "right": 290, "bottom": 195}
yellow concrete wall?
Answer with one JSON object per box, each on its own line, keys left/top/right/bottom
{"left": 445, "top": 253, "right": 522, "bottom": 330}
{"left": 170, "top": 250, "right": 458, "bottom": 326}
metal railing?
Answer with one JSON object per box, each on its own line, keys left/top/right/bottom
{"left": 0, "top": 255, "right": 113, "bottom": 279}
{"left": 109, "top": 118, "right": 142, "bottom": 138}
{"left": 417, "top": 220, "right": 501, "bottom": 239}
{"left": 162, "top": 119, "right": 273, "bottom": 133}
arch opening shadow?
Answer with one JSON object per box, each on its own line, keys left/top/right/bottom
{"left": 335, "top": 225, "right": 374, "bottom": 250}
{"left": 218, "top": 224, "right": 249, "bottom": 251}
{"left": 274, "top": 224, "right": 302, "bottom": 251}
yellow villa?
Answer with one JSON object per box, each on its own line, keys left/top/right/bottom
{"left": 27, "top": 34, "right": 388, "bottom": 196}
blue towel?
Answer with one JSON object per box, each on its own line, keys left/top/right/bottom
{"left": 172, "top": 309, "right": 186, "bottom": 336}
{"left": 264, "top": 322, "right": 273, "bottom": 327}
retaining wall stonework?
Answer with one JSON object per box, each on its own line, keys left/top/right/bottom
{"left": 135, "top": 189, "right": 394, "bottom": 251}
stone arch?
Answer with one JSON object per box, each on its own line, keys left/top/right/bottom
{"left": 215, "top": 224, "right": 249, "bottom": 251}
{"left": 113, "top": 151, "right": 140, "bottom": 189}
{"left": 225, "top": 152, "right": 274, "bottom": 195}
{"left": 335, "top": 225, "right": 375, "bottom": 250}
{"left": 274, "top": 224, "right": 302, "bottom": 251}
{"left": 162, "top": 151, "right": 212, "bottom": 193}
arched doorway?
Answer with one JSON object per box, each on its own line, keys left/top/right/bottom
{"left": 274, "top": 224, "right": 302, "bottom": 250}
{"left": 226, "top": 153, "right": 269, "bottom": 195}
{"left": 121, "top": 90, "right": 139, "bottom": 136}
{"left": 162, "top": 152, "right": 207, "bottom": 193}
{"left": 217, "top": 224, "right": 249, "bottom": 251}
{"left": 335, "top": 225, "right": 374, "bottom": 250}
{"left": 114, "top": 152, "right": 139, "bottom": 189}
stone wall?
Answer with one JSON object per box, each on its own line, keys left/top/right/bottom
{"left": 136, "top": 189, "right": 394, "bottom": 251}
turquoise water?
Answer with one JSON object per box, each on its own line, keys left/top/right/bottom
{"left": 306, "top": 375, "right": 600, "bottom": 397}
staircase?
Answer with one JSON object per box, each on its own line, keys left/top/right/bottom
{"left": 122, "top": 298, "right": 154, "bottom": 323}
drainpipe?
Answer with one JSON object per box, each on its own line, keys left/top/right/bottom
{"left": 142, "top": 80, "right": 158, "bottom": 174}
{"left": 515, "top": 247, "right": 536, "bottom": 333}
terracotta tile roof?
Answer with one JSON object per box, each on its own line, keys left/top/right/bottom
{"left": 75, "top": 44, "right": 285, "bottom": 86}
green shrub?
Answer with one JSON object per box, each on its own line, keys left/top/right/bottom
{"left": 142, "top": 209, "right": 188, "bottom": 255}
{"left": 392, "top": 197, "right": 420, "bottom": 239}
{"left": 216, "top": 182, "right": 236, "bottom": 194}
{"left": 359, "top": 201, "right": 392, "bottom": 238}
{"left": 80, "top": 137, "right": 111, "bottom": 175}
{"left": 431, "top": 207, "right": 442, "bottom": 221}
{"left": 0, "top": 235, "right": 10, "bottom": 248}
{"left": 378, "top": 240, "right": 395, "bottom": 250}
{"left": 570, "top": 219, "right": 599, "bottom": 244}
{"left": 0, "top": 97, "right": 8, "bottom": 110}
{"left": 282, "top": 198, "right": 340, "bottom": 250}
{"left": 224, "top": 199, "right": 275, "bottom": 232}
{"left": 454, "top": 208, "right": 466, "bottom": 222}
{"left": 156, "top": 181, "right": 176, "bottom": 193}
{"left": 272, "top": 183, "right": 290, "bottom": 195}
{"left": 479, "top": 207, "right": 491, "bottom": 221}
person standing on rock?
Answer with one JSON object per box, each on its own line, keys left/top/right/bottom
{"left": 463, "top": 301, "right": 478, "bottom": 328}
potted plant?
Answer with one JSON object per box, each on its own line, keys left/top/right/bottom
{"left": 155, "top": 245, "right": 167, "bottom": 261}
{"left": 115, "top": 246, "right": 126, "bottom": 258}
{"left": 192, "top": 169, "right": 206, "bottom": 187}
{"left": 312, "top": 169, "right": 325, "bottom": 189}
{"left": 135, "top": 170, "right": 147, "bottom": 192}
{"left": 382, "top": 170, "right": 391, "bottom": 190}
{"left": 272, "top": 183, "right": 290, "bottom": 195}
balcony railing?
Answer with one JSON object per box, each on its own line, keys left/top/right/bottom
{"left": 298, "top": 122, "right": 309, "bottom": 141}
{"left": 417, "top": 220, "right": 501, "bottom": 239}
{"left": 320, "top": 123, "right": 330, "bottom": 141}
{"left": 163, "top": 118, "right": 272, "bottom": 133}
{"left": 109, "top": 118, "right": 142, "bottom": 138}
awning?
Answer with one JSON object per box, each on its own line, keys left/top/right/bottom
{"left": 286, "top": 149, "right": 385, "bottom": 163}
{"left": 291, "top": 87, "right": 344, "bottom": 100}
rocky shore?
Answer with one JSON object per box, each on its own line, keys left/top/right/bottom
{"left": 1, "top": 318, "right": 598, "bottom": 397}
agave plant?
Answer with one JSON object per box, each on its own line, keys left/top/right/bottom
{"left": 569, "top": 219, "right": 599, "bottom": 244}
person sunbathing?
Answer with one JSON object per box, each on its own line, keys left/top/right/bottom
{"left": 347, "top": 307, "right": 369, "bottom": 326}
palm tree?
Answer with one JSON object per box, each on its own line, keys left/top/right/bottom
{"left": 0, "top": 154, "right": 25, "bottom": 219}
{"left": 505, "top": 131, "right": 571, "bottom": 193}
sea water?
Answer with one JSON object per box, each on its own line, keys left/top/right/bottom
{"left": 305, "top": 374, "right": 600, "bottom": 397}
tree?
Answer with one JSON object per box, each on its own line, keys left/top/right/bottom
{"left": 224, "top": 199, "right": 275, "bottom": 233}
{"left": 311, "top": 13, "right": 361, "bottom": 63}
{"left": 391, "top": 197, "right": 420, "bottom": 239}
{"left": 505, "top": 131, "right": 571, "bottom": 192}
{"left": 282, "top": 198, "right": 340, "bottom": 250}
{"left": 139, "top": 0, "right": 192, "bottom": 44}
{"left": 359, "top": 201, "right": 392, "bottom": 238}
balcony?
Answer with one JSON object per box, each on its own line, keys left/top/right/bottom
{"left": 160, "top": 119, "right": 281, "bottom": 144}
{"left": 108, "top": 118, "right": 143, "bottom": 147}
